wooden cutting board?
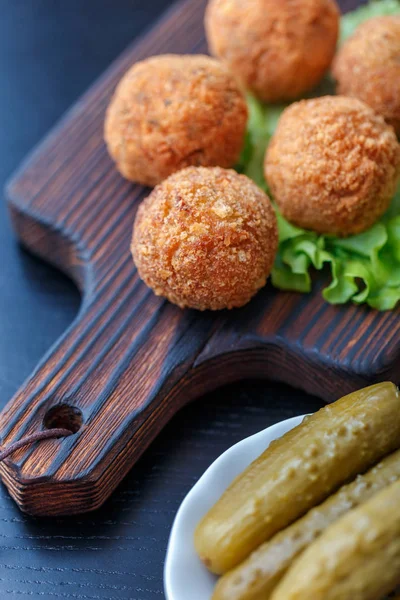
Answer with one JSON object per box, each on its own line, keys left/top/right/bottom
{"left": 1, "top": 0, "right": 399, "bottom": 516}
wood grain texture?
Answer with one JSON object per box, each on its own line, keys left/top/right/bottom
{"left": 1, "top": 0, "right": 399, "bottom": 516}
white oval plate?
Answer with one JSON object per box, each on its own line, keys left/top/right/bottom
{"left": 164, "top": 414, "right": 306, "bottom": 600}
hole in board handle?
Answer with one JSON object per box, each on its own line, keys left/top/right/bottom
{"left": 43, "top": 404, "right": 83, "bottom": 434}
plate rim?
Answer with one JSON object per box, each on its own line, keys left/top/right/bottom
{"left": 164, "top": 413, "right": 307, "bottom": 600}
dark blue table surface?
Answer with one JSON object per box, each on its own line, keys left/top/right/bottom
{"left": 0, "top": 1, "right": 354, "bottom": 597}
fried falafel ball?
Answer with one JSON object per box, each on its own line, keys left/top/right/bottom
{"left": 265, "top": 96, "right": 400, "bottom": 237}
{"left": 104, "top": 54, "right": 248, "bottom": 187}
{"left": 131, "top": 167, "right": 278, "bottom": 310}
{"left": 333, "top": 16, "right": 400, "bottom": 136}
{"left": 205, "top": 0, "right": 340, "bottom": 103}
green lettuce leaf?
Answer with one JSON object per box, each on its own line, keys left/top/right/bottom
{"left": 339, "top": 0, "right": 400, "bottom": 44}
{"left": 237, "top": 96, "right": 286, "bottom": 190}
{"left": 237, "top": 0, "right": 400, "bottom": 311}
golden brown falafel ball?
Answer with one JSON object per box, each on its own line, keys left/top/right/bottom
{"left": 333, "top": 16, "right": 400, "bottom": 136}
{"left": 205, "top": 0, "right": 339, "bottom": 103}
{"left": 265, "top": 96, "right": 400, "bottom": 237}
{"left": 131, "top": 167, "right": 278, "bottom": 310}
{"left": 104, "top": 54, "right": 248, "bottom": 187}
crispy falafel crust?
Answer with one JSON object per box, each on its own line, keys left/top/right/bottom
{"left": 131, "top": 167, "right": 278, "bottom": 310}
{"left": 265, "top": 96, "right": 400, "bottom": 237}
{"left": 205, "top": 0, "right": 339, "bottom": 103}
{"left": 333, "top": 16, "right": 400, "bottom": 136}
{"left": 104, "top": 54, "right": 248, "bottom": 187}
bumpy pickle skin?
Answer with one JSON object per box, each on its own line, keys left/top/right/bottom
{"left": 213, "top": 447, "right": 400, "bottom": 600}
{"left": 194, "top": 382, "right": 400, "bottom": 574}
{"left": 271, "top": 479, "right": 400, "bottom": 600}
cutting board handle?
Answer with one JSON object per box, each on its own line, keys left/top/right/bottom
{"left": 0, "top": 188, "right": 221, "bottom": 516}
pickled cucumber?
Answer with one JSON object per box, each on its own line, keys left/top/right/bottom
{"left": 213, "top": 447, "right": 400, "bottom": 600}
{"left": 271, "top": 479, "right": 400, "bottom": 600}
{"left": 194, "top": 382, "right": 400, "bottom": 574}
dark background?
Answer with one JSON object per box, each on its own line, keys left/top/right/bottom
{"left": 0, "top": 1, "right": 358, "bottom": 598}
